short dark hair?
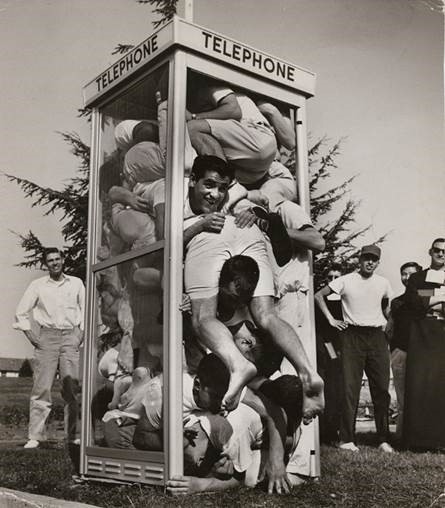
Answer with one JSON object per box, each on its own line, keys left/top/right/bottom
{"left": 132, "top": 120, "right": 159, "bottom": 144}
{"left": 260, "top": 375, "right": 303, "bottom": 433}
{"left": 431, "top": 238, "right": 445, "bottom": 248}
{"left": 400, "top": 261, "right": 422, "bottom": 273}
{"left": 97, "top": 328, "right": 123, "bottom": 355}
{"left": 190, "top": 155, "right": 235, "bottom": 182}
{"left": 219, "top": 255, "right": 259, "bottom": 303}
{"left": 196, "top": 354, "right": 230, "bottom": 396}
{"left": 42, "top": 248, "right": 63, "bottom": 265}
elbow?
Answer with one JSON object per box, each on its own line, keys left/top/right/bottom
{"left": 311, "top": 234, "right": 326, "bottom": 253}
{"left": 231, "top": 104, "right": 242, "bottom": 121}
{"left": 108, "top": 186, "right": 119, "bottom": 203}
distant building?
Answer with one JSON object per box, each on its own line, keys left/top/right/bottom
{"left": 0, "top": 358, "right": 28, "bottom": 378}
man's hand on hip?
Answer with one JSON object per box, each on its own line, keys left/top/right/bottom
{"left": 24, "top": 330, "right": 39, "bottom": 348}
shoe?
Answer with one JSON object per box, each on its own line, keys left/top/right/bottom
{"left": 378, "top": 442, "right": 394, "bottom": 453}
{"left": 338, "top": 441, "right": 359, "bottom": 452}
{"left": 24, "top": 439, "right": 40, "bottom": 449}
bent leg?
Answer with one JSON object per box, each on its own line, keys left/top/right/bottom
{"left": 191, "top": 296, "right": 256, "bottom": 411}
{"left": 249, "top": 296, "right": 324, "bottom": 423}
{"left": 187, "top": 118, "right": 226, "bottom": 160}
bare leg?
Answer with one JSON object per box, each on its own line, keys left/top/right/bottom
{"left": 118, "top": 367, "right": 151, "bottom": 412}
{"left": 187, "top": 119, "right": 226, "bottom": 160}
{"left": 108, "top": 375, "right": 132, "bottom": 410}
{"left": 191, "top": 296, "right": 257, "bottom": 411}
{"left": 249, "top": 295, "right": 324, "bottom": 423}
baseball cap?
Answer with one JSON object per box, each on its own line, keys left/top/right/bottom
{"left": 360, "top": 244, "right": 381, "bottom": 259}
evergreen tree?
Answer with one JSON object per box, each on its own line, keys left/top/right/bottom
{"left": 6, "top": 0, "right": 384, "bottom": 285}
{"left": 281, "top": 138, "right": 386, "bottom": 290}
{"left": 5, "top": 132, "right": 90, "bottom": 280}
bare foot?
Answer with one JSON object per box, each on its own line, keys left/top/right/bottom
{"left": 222, "top": 360, "right": 257, "bottom": 413}
{"left": 301, "top": 372, "right": 324, "bottom": 425}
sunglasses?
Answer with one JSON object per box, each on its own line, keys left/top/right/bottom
{"left": 432, "top": 247, "right": 445, "bottom": 254}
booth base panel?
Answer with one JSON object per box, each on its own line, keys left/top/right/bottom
{"left": 84, "top": 455, "right": 164, "bottom": 485}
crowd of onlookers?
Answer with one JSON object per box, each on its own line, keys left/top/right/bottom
{"left": 14, "top": 73, "right": 445, "bottom": 495}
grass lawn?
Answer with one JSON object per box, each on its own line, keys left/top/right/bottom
{"left": 1, "top": 379, "right": 444, "bottom": 507}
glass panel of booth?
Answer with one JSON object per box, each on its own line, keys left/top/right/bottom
{"left": 89, "top": 62, "right": 170, "bottom": 453}
{"left": 96, "top": 63, "right": 169, "bottom": 262}
{"left": 91, "top": 250, "right": 164, "bottom": 450}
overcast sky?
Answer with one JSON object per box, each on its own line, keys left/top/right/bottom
{"left": 0, "top": 0, "right": 443, "bottom": 358}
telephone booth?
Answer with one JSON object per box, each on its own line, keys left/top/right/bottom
{"left": 80, "top": 16, "right": 318, "bottom": 485}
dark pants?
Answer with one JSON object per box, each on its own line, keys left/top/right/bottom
{"left": 338, "top": 326, "right": 391, "bottom": 444}
{"left": 317, "top": 338, "right": 342, "bottom": 444}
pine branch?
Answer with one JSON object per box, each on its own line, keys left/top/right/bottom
{"left": 135, "top": 0, "right": 178, "bottom": 27}
{"left": 112, "top": 44, "right": 135, "bottom": 55}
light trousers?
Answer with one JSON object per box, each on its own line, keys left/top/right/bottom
{"left": 29, "top": 327, "right": 81, "bottom": 441}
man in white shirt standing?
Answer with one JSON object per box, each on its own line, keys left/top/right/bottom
{"left": 14, "top": 248, "right": 85, "bottom": 449}
{"left": 315, "top": 245, "right": 394, "bottom": 453}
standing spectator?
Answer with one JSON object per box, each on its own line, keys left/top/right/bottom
{"left": 315, "top": 245, "right": 394, "bottom": 453}
{"left": 385, "top": 261, "right": 422, "bottom": 442}
{"left": 13, "top": 248, "right": 85, "bottom": 449}
{"left": 315, "top": 264, "right": 343, "bottom": 444}
{"left": 404, "top": 238, "right": 445, "bottom": 450}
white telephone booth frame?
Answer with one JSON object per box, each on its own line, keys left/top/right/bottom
{"left": 80, "top": 16, "right": 318, "bottom": 485}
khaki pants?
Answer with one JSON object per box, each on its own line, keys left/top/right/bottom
{"left": 29, "top": 327, "right": 81, "bottom": 441}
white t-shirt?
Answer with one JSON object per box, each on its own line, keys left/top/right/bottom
{"left": 224, "top": 403, "right": 263, "bottom": 473}
{"left": 329, "top": 271, "right": 393, "bottom": 327}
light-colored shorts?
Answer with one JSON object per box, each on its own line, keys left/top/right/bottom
{"left": 206, "top": 119, "right": 277, "bottom": 185}
{"left": 184, "top": 216, "right": 275, "bottom": 300}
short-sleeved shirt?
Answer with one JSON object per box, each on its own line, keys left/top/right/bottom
{"left": 224, "top": 403, "right": 263, "bottom": 473}
{"left": 329, "top": 271, "right": 392, "bottom": 327}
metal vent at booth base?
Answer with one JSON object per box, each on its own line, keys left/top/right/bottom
{"left": 86, "top": 458, "right": 164, "bottom": 485}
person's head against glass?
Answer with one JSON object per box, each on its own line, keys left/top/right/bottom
{"left": 399, "top": 261, "right": 422, "bottom": 287}
{"left": 189, "top": 156, "right": 234, "bottom": 215}
{"left": 429, "top": 238, "right": 445, "bottom": 269}
{"left": 42, "top": 248, "right": 64, "bottom": 278}
{"left": 358, "top": 245, "right": 380, "bottom": 278}
{"left": 194, "top": 354, "right": 230, "bottom": 413}
{"left": 218, "top": 255, "right": 260, "bottom": 309}
{"left": 183, "top": 414, "right": 232, "bottom": 477}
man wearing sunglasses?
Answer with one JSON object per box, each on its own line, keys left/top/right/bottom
{"left": 403, "top": 238, "right": 445, "bottom": 450}
{"left": 315, "top": 245, "right": 394, "bottom": 453}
